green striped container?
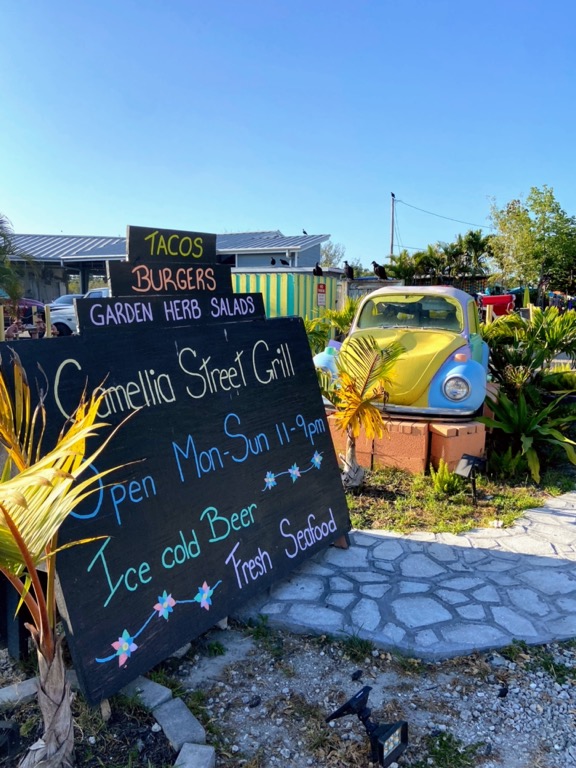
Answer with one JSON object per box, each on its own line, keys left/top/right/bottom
{"left": 232, "top": 271, "right": 339, "bottom": 319}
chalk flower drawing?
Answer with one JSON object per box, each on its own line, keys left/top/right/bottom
{"left": 288, "top": 463, "right": 301, "bottom": 482}
{"left": 154, "top": 590, "right": 176, "bottom": 620}
{"left": 194, "top": 580, "right": 216, "bottom": 610}
{"left": 262, "top": 452, "right": 324, "bottom": 491}
{"left": 96, "top": 581, "right": 222, "bottom": 666}
{"left": 112, "top": 630, "right": 138, "bottom": 666}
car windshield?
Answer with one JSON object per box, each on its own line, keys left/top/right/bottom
{"left": 357, "top": 294, "right": 464, "bottom": 332}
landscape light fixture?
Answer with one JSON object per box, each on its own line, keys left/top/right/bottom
{"left": 454, "top": 453, "right": 486, "bottom": 505}
{"left": 325, "top": 686, "right": 408, "bottom": 767}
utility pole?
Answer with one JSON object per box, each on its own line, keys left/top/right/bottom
{"left": 389, "top": 192, "right": 395, "bottom": 263}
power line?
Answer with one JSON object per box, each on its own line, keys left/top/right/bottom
{"left": 392, "top": 205, "right": 425, "bottom": 253}
{"left": 396, "top": 199, "right": 494, "bottom": 231}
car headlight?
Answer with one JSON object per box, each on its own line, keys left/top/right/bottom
{"left": 443, "top": 375, "right": 470, "bottom": 401}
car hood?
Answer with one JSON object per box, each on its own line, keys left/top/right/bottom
{"left": 345, "top": 328, "right": 466, "bottom": 405}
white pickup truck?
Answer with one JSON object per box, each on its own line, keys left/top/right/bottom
{"left": 49, "top": 288, "right": 110, "bottom": 336}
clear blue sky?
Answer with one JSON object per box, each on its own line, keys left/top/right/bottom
{"left": 2, "top": 0, "right": 575, "bottom": 267}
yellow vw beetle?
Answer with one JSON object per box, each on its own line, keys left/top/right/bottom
{"left": 343, "top": 285, "right": 489, "bottom": 417}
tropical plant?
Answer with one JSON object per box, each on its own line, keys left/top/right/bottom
{"left": 388, "top": 249, "right": 417, "bottom": 282}
{"left": 481, "top": 306, "right": 576, "bottom": 399}
{"left": 429, "top": 459, "right": 463, "bottom": 497}
{"left": 0, "top": 355, "right": 126, "bottom": 767}
{"left": 413, "top": 244, "right": 446, "bottom": 278}
{"left": 303, "top": 316, "right": 330, "bottom": 355}
{"left": 480, "top": 390, "right": 576, "bottom": 483}
{"left": 317, "top": 335, "right": 403, "bottom": 488}
{"left": 0, "top": 213, "right": 25, "bottom": 307}
{"left": 322, "top": 296, "right": 361, "bottom": 340}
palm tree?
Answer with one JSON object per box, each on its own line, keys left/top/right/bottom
{"left": 0, "top": 356, "right": 126, "bottom": 767}
{"left": 318, "top": 335, "right": 403, "bottom": 488}
{"left": 413, "top": 245, "right": 446, "bottom": 279}
{"left": 0, "top": 214, "right": 25, "bottom": 314}
{"left": 388, "top": 249, "right": 417, "bottom": 283}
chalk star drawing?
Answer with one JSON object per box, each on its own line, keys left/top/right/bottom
{"left": 262, "top": 451, "right": 323, "bottom": 492}
{"left": 96, "top": 580, "right": 222, "bottom": 666}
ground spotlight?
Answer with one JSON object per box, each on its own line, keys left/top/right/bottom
{"left": 326, "top": 686, "right": 408, "bottom": 767}
{"left": 454, "top": 453, "right": 485, "bottom": 505}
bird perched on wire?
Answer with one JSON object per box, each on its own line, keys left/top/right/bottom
{"left": 312, "top": 262, "right": 323, "bottom": 276}
{"left": 372, "top": 261, "right": 388, "bottom": 280}
{"left": 343, "top": 261, "right": 354, "bottom": 280}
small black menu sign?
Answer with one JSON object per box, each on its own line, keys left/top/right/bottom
{"left": 0, "top": 225, "right": 350, "bottom": 705}
{"left": 127, "top": 225, "right": 217, "bottom": 264}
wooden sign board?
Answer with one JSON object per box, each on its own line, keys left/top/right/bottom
{"left": 126, "top": 225, "right": 217, "bottom": 264}
{"left": 1, "top": 318, "right": 349, "bottom": 704}
{"left": 106, "top": 262, "right": 233, "bottom": 297}
{"left": 75, "top": 293, "right": 266, "bottom": 333}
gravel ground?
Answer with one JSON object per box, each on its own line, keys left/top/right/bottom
{"left": 1, "top": 623, "right": 575, "bottom": 767}
{"left": 175, "top": 623, "right": 576, "bottom": 768}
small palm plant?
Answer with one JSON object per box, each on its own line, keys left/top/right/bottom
{"left": 318, "top": 335, "right": 403, "bottom": 488}
{"left": 303, "top": 315, "right": 330, "bottom": 355}
{"left": 323, "top": 297, "right": 361, "bottom": 340}
{"left": 0, "top": 354, "right": 126, "bottom": 767}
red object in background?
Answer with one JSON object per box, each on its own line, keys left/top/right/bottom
{"left": 479, "top": 294, "right": 515, "bottom": 316}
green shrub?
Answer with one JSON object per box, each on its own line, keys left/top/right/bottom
{"left": 429, "top": 459, "right": 463, "bottom": 497}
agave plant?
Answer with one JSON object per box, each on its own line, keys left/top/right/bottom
{"left": 318, "top": 335, "right": 403, "bottom": 488}
{"left": 0, "top": 353, "right": 126, "bottom": 767}
{"left": 480, "top": 389, "right": 576, "bottom": 483}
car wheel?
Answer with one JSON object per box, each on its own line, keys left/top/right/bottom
{"left": 54, "top": 322, "right": 72, "bottom": 337}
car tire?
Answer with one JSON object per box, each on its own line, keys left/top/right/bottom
{"left": 54, "top": 322, "right": 72, "bottom": 337}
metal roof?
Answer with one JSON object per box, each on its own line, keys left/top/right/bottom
{"left": 216, "top": 231, "right": 329, "bottom": 252}
{"left": 12, "top": 231, "right": 330, "bottom": 263}
{"left": 12, "top": 234, "right": 125, "bottom": 262}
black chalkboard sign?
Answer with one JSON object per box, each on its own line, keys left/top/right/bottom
{"left": 106, "top": 262, "right": 233, "bottom": 297}
{"left": 1, "top": 318, "right": 349, "bottom": 704}
{"left": 127, "top": 225, "right": 217, "bottom": 264}
{"left": 75, "top": 293, "right": 265, "bottom": 333}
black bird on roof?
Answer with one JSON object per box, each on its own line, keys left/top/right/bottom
{"left": 312, "top": 262, "right": 323, "bottom": 276}
{"left": 343, "top": 260, "right": 354, "bottom": 280}
{"left": 372, "top": 260, "right": 388, "bottom": 280}
{"left": 270, "top": 257, "right": 276, "bottom": 265}
{"left": 302, "top": 229, "right": 308, "bottom": 235}
{"left": 280, "top": 258, "right": 290, "bottom": 266}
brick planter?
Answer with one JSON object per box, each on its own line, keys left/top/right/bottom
{"left": 373, "top": 420, "right": 429, "bottom": 474}
{"left": 326, "top": 411, "right": 486, "bottom": 475}
{"left": 428, "top": 421, "right": 486, "bottom": 472}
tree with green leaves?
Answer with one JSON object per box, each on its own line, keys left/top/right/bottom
{"left": 413, "top": 244, "right": 446, "bottom": 278}
{"left": 320, "top": 239, "right": 346, "bottom": 268}
{"left": 387, "top": 249, "right": 417, "bottom": 282}
{"left": 443, "top": 230, "right": 492, "bottom": 276}
{"left": 489, "top": 185, "right": 576, "bottom": 293}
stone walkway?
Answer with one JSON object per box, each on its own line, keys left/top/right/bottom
{"left": 236, "top": 491, "right": 576, "bottom": 659}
